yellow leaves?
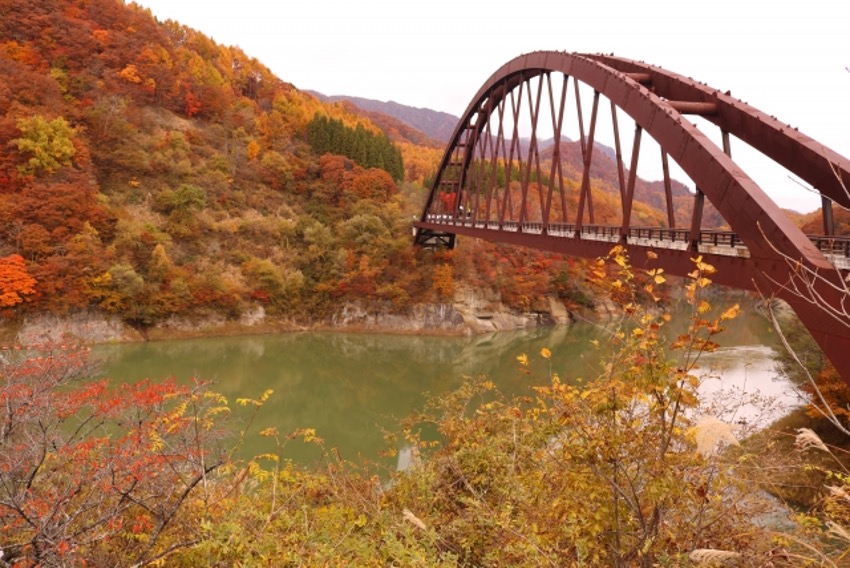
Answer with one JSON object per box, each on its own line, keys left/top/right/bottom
{"left": 254, "top": 453, "right": 279, "bottom": 463}
{"left": 237, "top": 390, "right": 273, "bottom": 407}
{"left": 289, "top": 428, "right": 322, "bottom": 444}
{"left": 13, "top": 115, "right": 77, "bottom": 175}
{"left": 260, "top": 427, "right": 279, "bottom": 437}
{"left": 697, "top": 300, "right": 711, "bottom": 314}
{"left": 687, "top": 272, "right": 712, "bottom": 289}
{"left": 646, "top": 268, "right": 666, "bottom": 285}
{"left": 166, "top": 400, "right": 188, "bottom": 422}
{"left": 646, "top": 250, "right": 658, "bottom": 260}
{"left": 149, "top": 430, "right": 164, "bottom": 452}
{"left": 613, "top": 254, "right": 628, "bottom": 268}
{"left": 690, "top": 255, "right": 716, "bottom": 274}
{"left": 205, "top": 406, "right": 230, "bottom": 419}
{"left": 677, "top": 389, "right": 699, "bottom": 407}
{"left": 792, "top": 512, "right": 824, "bottom": 531}
{"left": 720, "top": 304, "right": 741, "bottom": 322}
{"left": 540, "top": 347, "right": 552, "bottom": 360}
{"left": 643, "top": 282, "right": 662, "bottom": 303}
{"left": 204, "top": 391, "right": 228, "bottom": 405}
{"left": 608, "top": 244, "right": 627, "bottom": 265}
{"left": 246, "top": 460, "right": 271, "bottom": 482}
{"left": 516, "top": 353, "right": 529, "bottom": 366}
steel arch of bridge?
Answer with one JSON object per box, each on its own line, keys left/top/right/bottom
{"left": 413, "top": 51, "right": 850, "bottom": 381}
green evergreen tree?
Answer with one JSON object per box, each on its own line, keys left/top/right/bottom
{"left": 305, "top": 115, "right": 405, "bottom": 181}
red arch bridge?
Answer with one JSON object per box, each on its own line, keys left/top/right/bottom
{"left": 413, "top": 51, "right": 850, "bottom": 382}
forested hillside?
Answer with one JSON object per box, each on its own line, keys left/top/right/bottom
{"left": 0, "top": 0, "right": 680, "bottom": 333}
{"left": 0, "top": 0, "right": 590, "bottom": 331}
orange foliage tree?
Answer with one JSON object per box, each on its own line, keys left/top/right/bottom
{"left": 0, "top": 254, "right": 37, "bottom": 308}
{"left": 431, "top": 263, "right": 456, "bottom": 300}
{"left": 349, "top": 168, "right": 396, "bottom": 200}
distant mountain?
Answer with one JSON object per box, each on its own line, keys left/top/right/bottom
{"left": 328, "top": 99, "right": 444, "bottom": 149}
{"left": 307, "top": 94, "right": 630, "bottom": 168}
{"left": 308, "top": 92, "right": 459, "bottom": 143}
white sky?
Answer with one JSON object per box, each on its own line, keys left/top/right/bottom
{"left": 132, "top": 0, "right": 850, "bottom": 213}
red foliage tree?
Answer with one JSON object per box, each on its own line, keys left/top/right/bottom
{"left": 350, "top": 167, "right": 396, "bottom": 200}
{"left": 0, "top": 342, "right": 230, "bottom": 565}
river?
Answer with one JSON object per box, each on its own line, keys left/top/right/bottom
{"left": 93, "top": 301, "right": 802, "bottom": 466}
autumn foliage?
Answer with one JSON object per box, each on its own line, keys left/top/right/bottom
{"left": 0, "top": 254, "right": 36, "bottom": 308}
{"left": 0, "top": 340, "right": 239, "bottom": 565}
{"left": 1, "top": 251, "right": 848, "bottom": 564}
{"left": 0, "top": 0, "right": 693, "bottom": 332}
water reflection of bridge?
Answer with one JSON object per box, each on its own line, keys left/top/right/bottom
{"left": 414, "top": 51, "right": 850, "bottom": 382}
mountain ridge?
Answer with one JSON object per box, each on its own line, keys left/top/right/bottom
{"left": 308, "top": 92, "right": 459, "bottom": 144}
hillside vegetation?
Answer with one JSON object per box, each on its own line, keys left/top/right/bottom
{"left": 0, "top": 0, "right": 611, "bottom": 331}
{"left": 2, "top": 250, "right": 848, "bottom": 565}
{"left": 0, "top": 0, "right": 754, "bottom": 336}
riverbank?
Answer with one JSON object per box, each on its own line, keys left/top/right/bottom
{"left": 4, "top": 287, "right": 592, "bottom": 346}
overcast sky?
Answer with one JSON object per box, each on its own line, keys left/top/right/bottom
{"left": 132, "top": 0, "right": 849, "bottom": 213}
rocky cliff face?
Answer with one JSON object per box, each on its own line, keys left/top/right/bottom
{"left": 6, "top": 289, "right": 577, "bottom": 344}
{"left": 329, "top": 287, "right": 571, "bottom": 335}
{"left": 14, "top": 311, "right": 143, "bottom": 344}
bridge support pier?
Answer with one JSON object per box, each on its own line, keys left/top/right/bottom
{"left": 414, "top": 228, "right": 456, "bottom": 250}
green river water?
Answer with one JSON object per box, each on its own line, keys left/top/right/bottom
{"left": 93, "top": 302, "right": 798, "bottom": 466}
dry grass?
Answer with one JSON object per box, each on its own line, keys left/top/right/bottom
{"left": 732, "top": 408, "right": 850, "bottom": 508}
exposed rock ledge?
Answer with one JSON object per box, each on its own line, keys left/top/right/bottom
{"left": 14, "top": 311, "right": 144, "bottom": 344}
{"left": 330, "top": 288, "right": 572, "bottom": 334}
{"left": 6, "top": 289, "right": 579, "bottom": 345}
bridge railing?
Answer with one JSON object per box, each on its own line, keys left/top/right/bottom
{"left": 698, "top": 231, "right": 745, "bottom": 248}
{"left": 811, "top": 236, "right": 850, "bottom": 258}
{"left": 421, "top": 214, "right": 850, "bottom": 259}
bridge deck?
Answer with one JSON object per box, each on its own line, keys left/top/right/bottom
{"left": 416, "top": 216, "right": 850, "bottom": 271}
